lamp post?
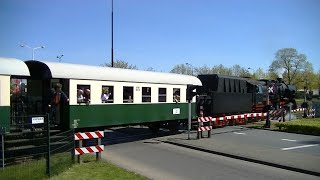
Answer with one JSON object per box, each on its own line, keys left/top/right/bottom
{"left": 57, "top": 54, "right": 64, "bottom": 62}
{"left": 20, "top": 44, "right": 45, "bottom": 60}
{"left": 186, "top": 63, "right": 194, "bottom": 76}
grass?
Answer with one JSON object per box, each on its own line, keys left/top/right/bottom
{"left": 50, "top": 155, "right": 148, "bottom": 180}
{"left": 244, "top": 118, "right": 320, "bottom": 136}
{"left": 0, "top": 154, "right": 148, "bottom": 180}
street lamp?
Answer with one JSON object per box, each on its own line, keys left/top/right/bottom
{"left": 57, "top": 54, "right": 64, "bottom": 62}
{"left": 186, "top": 63, "right": 194, "bottom": 76}
{"left": 247, "top": 67, "right": 255, "bottom": 77}
{"left": 20, "top": 44, "right": 45, "bottom": 60}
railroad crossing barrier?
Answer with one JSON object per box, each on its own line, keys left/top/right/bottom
{"left": 197, "top": 117, "right": 213, "bottom": 139}
{"left": 196, "top": 112, "right": 268, "bottom": 139}
{"left": 291, "top": 108, "right": 316, "bottom": 118}
{"left": 74, "top": 131, "right": 104, "bottom": 163}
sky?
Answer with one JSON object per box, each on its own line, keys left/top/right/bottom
{"left": 0, "top": 0, "right": 319, "bottom": 72}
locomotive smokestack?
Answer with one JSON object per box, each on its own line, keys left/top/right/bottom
{"left": 277, "top": 77, "right": 283, "bottom": 83}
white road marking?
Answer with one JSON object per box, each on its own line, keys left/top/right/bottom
{"left": 233, "top": 132, "right": 246, "bottom": 135}
{"left": 281, "top": 144, "right": 319, "bottom": 151}
{"left": 281, "top": 139, "right": 297, "bottom": 142}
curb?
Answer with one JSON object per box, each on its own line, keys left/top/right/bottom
{"left": 161, "top": 139, "right": 320, "bottom": 177}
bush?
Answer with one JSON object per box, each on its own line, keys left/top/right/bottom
{"left": 275, "top": 119, "right": 320, "bottom": 136}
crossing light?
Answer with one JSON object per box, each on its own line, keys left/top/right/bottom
{"left": 187, "top": 84, "right": 198, "bottom": 101}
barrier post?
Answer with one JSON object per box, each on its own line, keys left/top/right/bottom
{"left": 96, "top": 137, "right": 101, "bottom": 161}
{"left": 0, "top": 127, "right": 5, "bottom": 170}
{"left": 208, "top": 120, "right": 211, "bottom": 138}
{"left": 197, "top": 121, "right": 200, "bottom": 139}
{"left": 187, "top": 100, "right": 192, "bottom": 140}
{"left": 77, "top": 139, "right": 82, "bottom": 164}
{"left": 46, "top": 114, "right": 51, "bottom": 177}
{"left": 289, "top": 103, "right": 292, "bottom": 121}
{"left": 265, "top": 111, "right": 270, "bottom": 128}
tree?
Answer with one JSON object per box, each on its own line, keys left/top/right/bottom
{"left": 317, "top": 70, "right": 320, "bottom": 90}
{"left": 212, "top": 64, "right": 232, "bottom": 75}
{"left": 195, "top": 65, "right": 212, "bottom": 75}
{"left": 231, "top": 64, "right": 250, "bottom": 77}
{"left": 145, "top": 67, "right": 156, "bottom": 71}
{"left": 170, "top": 64, "right": 193, "bottom": 75}
{"left": 254, "top": 68, "right": 268, "bottom": 80}
{"left": 269, "top": 48, "right": 310, "bottom": 85}
{"left": 101, "top": 60, "right": 138, "bottom": 69}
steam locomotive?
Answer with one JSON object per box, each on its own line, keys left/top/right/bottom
{"left": 195, "top": 74, "right": 297, "bottom": 118}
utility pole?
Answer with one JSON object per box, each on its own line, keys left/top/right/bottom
{"left": 111, "top": 0, "right": 114, "bottom": 67}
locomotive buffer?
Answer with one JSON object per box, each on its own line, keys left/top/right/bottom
{"left": 187, "top": 84, "right": 199, "bottom": 140}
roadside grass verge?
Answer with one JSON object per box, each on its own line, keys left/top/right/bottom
{"left": 0, "top": 154, "right": 148, "bottom": 180}
{"left": 243, "top": 118, "right": 320, "bottom": 136}
{"left": 274, "top": 118, "right": 320, "bottom": 136}
{"left": 50, "top": 154, "right": 148, "bottom": 180}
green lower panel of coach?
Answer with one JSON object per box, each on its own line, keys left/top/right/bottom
{"left": 69, "top": 103, "right": 196, "bottom": 128}
{"left": 0, "top": 106, "right": 10, "bottom": 132}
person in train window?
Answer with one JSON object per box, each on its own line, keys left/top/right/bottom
{"left": 48, "top": 83, "right": 69, "bottom": 125}
{"left": 83, "top": 89, "right": 91, "bottom": 105}
{"left": 101, "top": 89, "right": 111, "bottom": 103}
{"left": 77, "top": 89, "right": 84, "bottom": 104}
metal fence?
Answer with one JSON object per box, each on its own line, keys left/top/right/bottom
{"left": 0, "top": 114, "right": 74, "bottom": 179}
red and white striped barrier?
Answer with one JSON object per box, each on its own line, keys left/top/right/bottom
{"left": 75, "top": 145, "right": 104, "bottom": 155}
{"left": 210, "top": 112, "right": 267, "bottom": 122}
{"left": 198, "top": 117, "right": 213, "bottom": 122}
{"left": 74, "top": 131, "right": 105, "bottom": 161}
{"left": 291, "top": 108, "right": 306, "bottom": 112}
{"left": 198, "top": 126, "right": 212, "bottom": 132}
{"left": 74, "top": 131, "right": 104, "bottom": 140}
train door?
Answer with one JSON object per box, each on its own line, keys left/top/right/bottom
{"left": 49, "top": 79, "right": 70, "bottom": 129}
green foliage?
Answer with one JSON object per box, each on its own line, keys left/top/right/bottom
{"left": 170, "top": 64, "right": 193, "bottom": 75}
{"left": 269, "top": 48, "right": 311, "bottom": 86}
{"left": 0, "top": 154, "right": 147, "bottom": 180}
{"left": 0, "top": 157, "right": 47, "bottom": 180}
{"left": 275, "top": 119, "right": 320, "bottom": 136}
{"left": 50, "top": 158, "right": 148, "bottom": 180}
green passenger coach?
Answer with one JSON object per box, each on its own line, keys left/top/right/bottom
{"left": 0, "top": 57, "right": 202, "bottom": 132}
{"left": 0, "top": 57, "right": 30, "bottom": 132}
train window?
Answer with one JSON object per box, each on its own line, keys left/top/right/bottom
{"left": 142, "top": 87, "right": 151, "bottom": 102}
{"left": 10, "top": 78, "right": 28, "bottom": 118}
{"left": 101, "top": 86, "right": 114, "bottom": 103}
{"left": 77, "top": 85, "right": 91, "bottom": 104}
{"left": 173, "top": 88, "right": 180, "bottom": 103}
{"left": 158, "top": 88, "right": 166, "bottom": 102}
{"left": 256, "top": 85, "right": 263, "bottom": 94}
{"left": 123, "top": 86, "right": 134, "bottom": 103}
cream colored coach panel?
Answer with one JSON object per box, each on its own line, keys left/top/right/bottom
{"left": 0, "top": 76, "right": 10, "bottom": 106}
{"left": 69, "top": 79, "right": 193, "bottom": 105}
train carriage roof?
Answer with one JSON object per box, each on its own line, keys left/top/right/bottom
{"left": 25, "top": 60, "right": 202, "bottom": 86}
{"left": 0, "top": 57, "right": 30, "bottom": 76}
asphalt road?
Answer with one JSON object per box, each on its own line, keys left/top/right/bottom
{"left": 100, "top": 127, "right": 319, "bottom": 180}
{"left": 157, "top": 126, "right": 320, "bottom": 175}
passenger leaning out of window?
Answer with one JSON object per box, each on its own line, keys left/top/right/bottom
{"left": 83, "top": 89, "right": 91, "bottom": 105}
{"left": 77, "top": 89, "right": 84, "bottom": 104}
{"left": 101, "top": 89, "right": 111, "bottom": 103}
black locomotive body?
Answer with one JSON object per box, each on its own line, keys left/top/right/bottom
{"left": 196, "top": 74, "right": 296, "bottom": 117}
